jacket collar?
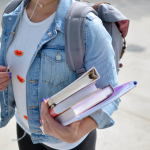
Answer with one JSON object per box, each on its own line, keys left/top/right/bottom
{"left": 55, "top": 0, "right": 73, "bottom": 33}
{"left": 2, "top": 0, "right": 73, "bottom": 33}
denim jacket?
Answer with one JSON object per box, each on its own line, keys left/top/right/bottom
{"left": 0, "top": 0, "right": 120, "bottom": 144}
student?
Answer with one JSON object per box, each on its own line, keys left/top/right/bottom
{"left": 0, "top": 0, "right": 120, "bottom": 149}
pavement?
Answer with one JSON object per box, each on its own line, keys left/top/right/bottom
{"left": 0, "top": 0, "right": 150, "bottom": 150}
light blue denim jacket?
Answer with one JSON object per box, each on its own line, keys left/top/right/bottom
{"left": 0, "top": 0, "right": 120, "bottom": 144}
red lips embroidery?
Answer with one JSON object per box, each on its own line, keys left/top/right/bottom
{"left": 15, "top": 50, "right": 23, "bottom": 56}
{"left": 17, "top": 75, "right": 25, "bottom": 83}
{"left": 24, "top": 115, "right": 28, "bottom": 120}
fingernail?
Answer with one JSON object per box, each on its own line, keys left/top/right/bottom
{"left": 42, "top": 98, "right": 44, "bottom": 102}
{"left": 8, "top": 72, "right": 12, "bottom": 75}
{"left": 10, "top": 75, "right": 12, "bottom": 79}
{"left": 46, "top": 97, "right": 49, "bottom": 100}
{"left": 5, "top": 66, "right": 7, "bottom": 67}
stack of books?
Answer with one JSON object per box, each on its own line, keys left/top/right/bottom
{"left": 41, "top": 67, "right": 137, "bottom": 126}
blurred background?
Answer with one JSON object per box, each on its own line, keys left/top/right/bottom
{"left": 0, "top": 0, "right": 150, "bottom": 150}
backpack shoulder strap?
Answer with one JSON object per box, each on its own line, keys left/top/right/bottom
{"left": 1, "top": 0, "right": 22, "bottom": 27}
{"left": 65, "top": 1, "right": 97, "bottom": 77}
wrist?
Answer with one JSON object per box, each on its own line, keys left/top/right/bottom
{"left": 77, "top": 117, "right": 98, "bottom": 140}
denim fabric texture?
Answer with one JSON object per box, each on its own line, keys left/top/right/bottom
{"left": 0, "top": 0, "right": 120, "bottom": 144}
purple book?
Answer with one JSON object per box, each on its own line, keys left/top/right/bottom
{"left": 61, "top": 81, "right": 137, "bottom": 126}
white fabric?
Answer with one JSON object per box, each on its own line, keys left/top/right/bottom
{"left": 7, "top": 6, "right": 56, "bottom": 133}
{"left": 7, "top": 5, "right": 87, "bottom": 150}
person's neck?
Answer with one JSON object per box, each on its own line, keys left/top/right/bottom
{"left": 26, "top": 0, "right": 59, "bottom": 22}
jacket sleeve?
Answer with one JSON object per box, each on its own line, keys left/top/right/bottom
{"left": 84, "top": 13, "right": 121, "bottom": 129}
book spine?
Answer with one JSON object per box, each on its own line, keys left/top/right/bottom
{"left": 49, "top": 108, "right": 58, "bottom": 118}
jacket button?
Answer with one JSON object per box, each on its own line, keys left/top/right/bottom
{"left": 47, "top": 31, "right": 52, "bottom": 37}
{"left": 9, "top": 17, "right": 12, "bottom": 20}
{"left": 35, "top": 138, "right": 42, "bottom": 140}
{"left": 56, "top": 55, "right": 61, "bottom": 61}
{"left": 29, "top": 80, "right": 38, "bottom": 83}
{"left": 29, "top": 106, "right": 38, "bottom": 109}
{"left": 56, "top": 51, "right": 61, "bottom": 61}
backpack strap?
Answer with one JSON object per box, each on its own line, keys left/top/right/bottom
{"left": 65, "top": 1, "right": 97, "bottom": 77}
{"left": 1, "top": 0, "right": 22, "bottom": 27}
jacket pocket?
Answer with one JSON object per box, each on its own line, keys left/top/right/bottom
{"left": 41, "top": 47, "right": 70, "bottom": 87}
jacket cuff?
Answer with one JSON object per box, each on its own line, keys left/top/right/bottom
{"left": 89, "top": 108, "right": 115, "bottom": 129}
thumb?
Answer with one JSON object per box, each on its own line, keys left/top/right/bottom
{"left": 0, "top": 66, "right": 7, "bottom": 72}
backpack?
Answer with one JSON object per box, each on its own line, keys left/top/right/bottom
{"left": 2, "top": 0, "right": 129, "bottom": 77}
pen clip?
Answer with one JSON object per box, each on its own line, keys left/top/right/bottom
{"left": 6, "top": 65, "right": 10, "bottom": 72}
{"left": 49, "top": 103, "right": 56, "bottom": 109}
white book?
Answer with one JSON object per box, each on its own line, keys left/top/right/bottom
{"left": 48, "top": 67, "right": 100, "bottom": 107}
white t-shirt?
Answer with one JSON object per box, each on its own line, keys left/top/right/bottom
{"left": 6, "top": 6, "right": 87, "bottom": 150}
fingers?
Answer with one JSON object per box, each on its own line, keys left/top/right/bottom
{"left": 0, "top": 66, "right": 12, "bottom": 91}
{"left": 42, "top": 119, "right": 51, "bottom": 134}
{"left": 42, "top": 100, "right": 60, "bottom": 128}
{"left": 0, "top": 66, "right": 7, "bottom": 72}
{"left": 41, "top": 100, "right": 55, "bottom": 135}
{"left": 41, "top": 100, "right": 46, "bottom": 123}
{"left": 40, "top": 99, "right": 81, "bottom": 142}
{"left": 0, "top": 85, "right": 8, "bottom": 92}
{"left": 41, "top": 98, "right": 49, "bottom": 120}
{"left": 0, "top": 72, "right": 11, "bottom": 78}
{"left": 0, "top": 76, "right": 11, "bottom": 84}
{"left": 0, "top": 78, "right": 10, "bottom": 91}
{"left": 0, "top": 69, "right": 11, "bottom": 91}
{"left": 40, "top": 101, "right": 49, "bottom": 133}
{"left": 0, "top": 66, "right": 11, "bottom": 79}
{"left": 40, "top": 98, "right": 63, "bottom": 136}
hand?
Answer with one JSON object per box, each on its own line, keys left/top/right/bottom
{"left": 0, "top": 66, "right": 12, "bottom": 91}
{"left": 41, "top": 99, "right": 82, "bottom": 143}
